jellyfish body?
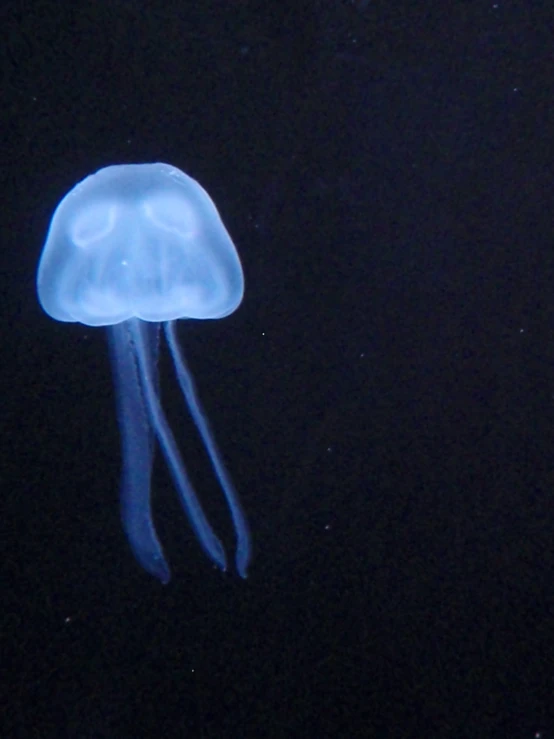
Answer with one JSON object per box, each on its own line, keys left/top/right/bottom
{"left": 37, "top": 163, "right": 251, "bottom": 582}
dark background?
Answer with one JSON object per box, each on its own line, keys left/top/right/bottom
{"left": 2, "top": 1, "right": 553, "bottom": 736}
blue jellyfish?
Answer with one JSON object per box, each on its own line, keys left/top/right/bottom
{"left": 37, "top": 163, "right": 251, "bottom": 583}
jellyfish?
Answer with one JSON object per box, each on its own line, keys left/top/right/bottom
{"left": 36, "top": 163, "right": 251, "bottom": 583}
